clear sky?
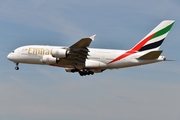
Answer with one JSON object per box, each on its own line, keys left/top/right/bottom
{"left": 0, "top": 0, "right": 180, "bottom": 120}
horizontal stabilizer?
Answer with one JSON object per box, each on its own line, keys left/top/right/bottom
{"left": 138, "top": 51, "right": 163, "bottom": 60}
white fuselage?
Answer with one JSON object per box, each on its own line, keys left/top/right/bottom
{"left": 7, "top": 45, "right": 165, "bottom": 72}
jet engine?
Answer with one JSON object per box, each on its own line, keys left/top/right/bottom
{"left": 51, "top": 48, "right": 68, "bottom": 58}
{"left": 42, "top": 55, "right": 57, "bottom": 64}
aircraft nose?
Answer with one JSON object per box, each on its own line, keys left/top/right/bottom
{"left": 7, "top": 53, "right": 13, "bottom": 61}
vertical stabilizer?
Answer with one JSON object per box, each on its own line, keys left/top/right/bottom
{"left": 131, "top": 20, "right": 175, "bottom": 52}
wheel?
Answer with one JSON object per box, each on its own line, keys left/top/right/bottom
{"left": 90, "top": 71, "right": 94, "bottom": 75}
{"left": 71, "top": 69, "right": 75, "bottom": 73}
{"left": 15, "top": 66, "right": 19, "bottom": 70}
{"left": 87, "top": 71, "right": 92, "bottom": 75}
{"left": 79, "top": 71, "right": 84, "bottom": 76}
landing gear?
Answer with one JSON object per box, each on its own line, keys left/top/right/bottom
{"left": 70, "top": 68, "right": 79, "bottom": 73}
{"left": 15, "top": 63, "right": 19, "bottom": 70}
{"left": 79, "top": 69, "right": 94, "bottom": 76}
{"left": 56, "top": 58, "right": 60, "bottom": 63}
{"left": 66, "top": 68, "right": 94, "bottom": 76}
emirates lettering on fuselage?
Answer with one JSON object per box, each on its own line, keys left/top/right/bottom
{"left": 28, "top": 48, "right": 52, "bottom": 55}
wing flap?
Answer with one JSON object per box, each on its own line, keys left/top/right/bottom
{"left": 138, "top": 50, "right": 163, "bottom": 60}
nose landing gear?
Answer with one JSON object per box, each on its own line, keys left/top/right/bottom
{"left": 15, "top": 63, "right": 19, "bottom": 70}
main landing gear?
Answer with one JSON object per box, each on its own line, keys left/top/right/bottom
{"left": 78, "top": 69, "right": 94, "bottom": 76}
{"left": 68, "top": 68, "right": 94, "bottom": 76}
{"left": 15, "top": 63, "right": 19, "bottom": 70}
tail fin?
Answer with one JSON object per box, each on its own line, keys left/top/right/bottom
{"left": 130, "top": 20, "right": 175, "bottom": 52}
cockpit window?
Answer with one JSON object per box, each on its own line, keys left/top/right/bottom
{"left": 12, "top": 51, "right": 14, "bottom": 53}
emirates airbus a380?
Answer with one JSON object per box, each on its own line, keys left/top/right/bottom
{"left": 7, "top": 20, "right": 175, "bottom": 76}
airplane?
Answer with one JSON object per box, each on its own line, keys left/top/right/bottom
{"left": 7, "top": 20, "right": 175, "bottom": 76}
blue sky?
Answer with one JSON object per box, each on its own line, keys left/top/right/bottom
{"left": 0, "top": 0, "right": 180, "bottom": 120}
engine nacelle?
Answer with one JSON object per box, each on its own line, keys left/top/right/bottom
{"left": 42, "top": 55, "right": 57, "bottom": 64}
{"left": 51, "top": 48, "right": 68, "bottom": 58}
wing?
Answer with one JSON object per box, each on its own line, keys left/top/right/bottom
{"left": 66, "top": 35, "right": 96, "bottom": 67}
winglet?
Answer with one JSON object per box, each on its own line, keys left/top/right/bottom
{"left": 89, "top": 34, "right": 96, "bottom": 41}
